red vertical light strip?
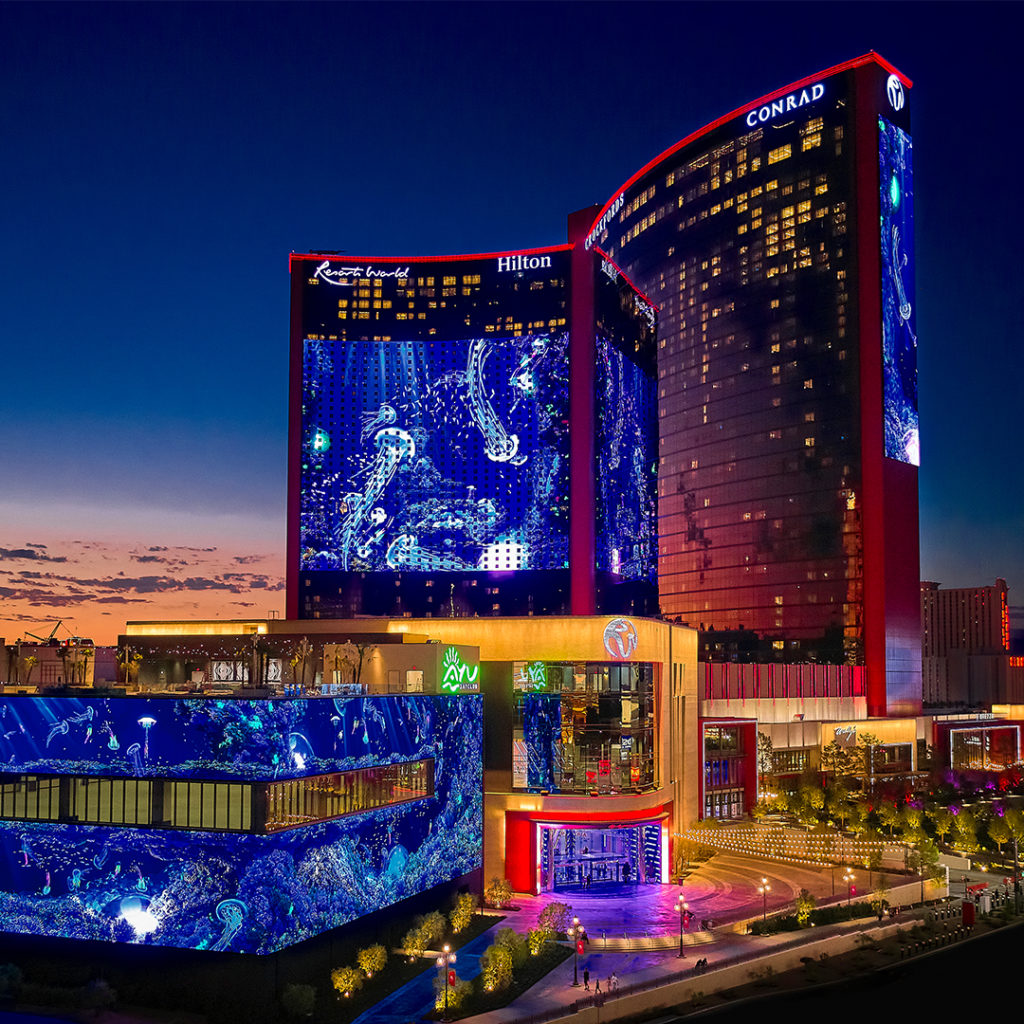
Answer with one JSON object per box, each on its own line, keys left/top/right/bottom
{"left": 286, "top": 262, "right": 306, "bottom": 620}
{"left": 568, "top": 208, "right": 599, "bottom": 615}
{"left": 852, "top": 63, "right": 888, "bottom": 717}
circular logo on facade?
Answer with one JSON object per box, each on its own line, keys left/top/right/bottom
{"left": 886, "top": 74, "right": 905, "bottom": 112}
{"left": 603, "top": 618, "right": 638, "bottom": 659}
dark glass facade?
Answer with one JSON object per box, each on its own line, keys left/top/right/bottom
{"left": 288, "top": 245, "right": 657, "bottom": 619}
{"left": 587, "top": 57, "right": 921, "bottom": 714}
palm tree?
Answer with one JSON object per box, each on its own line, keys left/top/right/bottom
{"left": 22, "top": 655, "right": 39, "bottom": 687}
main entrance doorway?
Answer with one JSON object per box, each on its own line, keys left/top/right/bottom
{"left": 538, "top": 822, "right": 662, "bottom": 894}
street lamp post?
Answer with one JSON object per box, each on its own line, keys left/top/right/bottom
{"left": 436, "top": 944, "right": 456, "bottom": 1021}
{"left": 757, "top": 877, "right": 771, "bottom": 921}
{"left": 673, "top": 896, "right": 688, "bottom": 957}
{"left": 570, "top": 917, "right": 586, "bottom": 987}
{"left": 844, "top": 867, "right": 855, "bottom": 907}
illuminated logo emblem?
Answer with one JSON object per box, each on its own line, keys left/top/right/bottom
{"left": 886, "top": 74, "right": 905, "bottom": 112}
{"left": 441, "top": 647, "right": 480, "bottom": 693}
{"left": 603, "top": 618, "right": 638, "bottom": 659}
{"left": 515, "top": 661, "right": 547, "bottom": 691}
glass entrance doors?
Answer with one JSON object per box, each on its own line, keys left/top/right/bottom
{"left": 538, "top": 822, "right": 661, "bottom": 893}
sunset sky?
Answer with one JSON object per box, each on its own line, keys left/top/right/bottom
{"left": 1, "top": 2, "right": 1020, "bottom": 645}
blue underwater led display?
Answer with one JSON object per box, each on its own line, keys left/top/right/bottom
{"left": 300, "top": 334, "right": 569, "bottom": 573}
{"left": 0, "top": 695, "right": 469, "bottom": 780}
{"left": 595, "top": 333, "right": 657, "bottom": 582}
{"left": 0, "top": 695, "right": 483, "bottom": 954}
{"left": 522, "top": 693, "right": 562, "bottom": 791}
{"left": 879, "top": 117, "right": 918, "bottom": 466}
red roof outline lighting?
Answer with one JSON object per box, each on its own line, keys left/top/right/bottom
{"left": 585, "top": 52, "right": 912, "bottom": 244}
{"left": 592, "top": 246, "right": 660, "bottom": 312}
{"left": 289, "top": 244, "right": 571, "bottom": 273}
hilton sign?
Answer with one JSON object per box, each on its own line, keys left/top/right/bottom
{"left": 497, "top": 254, "right": 553, "bottom": 272}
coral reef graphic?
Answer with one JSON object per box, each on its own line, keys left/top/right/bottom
{"left": 0, "top": 695, "right": 483, "bottom": 954}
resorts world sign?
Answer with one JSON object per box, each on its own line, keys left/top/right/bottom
{"left": 744, "top": 83, "right": 825, "bottom": 126}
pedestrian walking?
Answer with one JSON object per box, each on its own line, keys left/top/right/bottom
{"left": 595, "top": 978, "right": 602, "bottom": 996}
{"left": 583, "top": 967, "right": 590, "bottom": 991}
{"left": 610, "top": 971, "right": 618, "bottom": 991}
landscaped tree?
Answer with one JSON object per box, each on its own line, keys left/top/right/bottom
{"left": 798, "top": 778, "right": 825, "bottom": 824}
{"left": 420, "top": 911, "right": 446, "bottom": 950}
{"left": 795, "top": 888, "right": 816, "bottom": 926}
{"left": 987, "top": 814, "right": 1012, "bottom": 856}
{"left": 493, "top": 927, "right": 528, "bottom": 968}
{"left": 537, "top": 902, "right": 571, "bottom": 937}
{"left": 527, "top": 925, "right": 553, "bottom": 955}
{"left": 356, "top": 943, "right": 388, "bottom": 978}
{"left": 450, "top": 892, "right": 478, "bottom": 934}
{"left": 434, "top": 976, "right": 473, "bottom": 1010}
{"left": 930, "top": 806, "right": 955, "bottom": 844}
{"left": 899, "top": 805, "right": 925, "bottom": 845}
{"left": 22, "top": 655, "right": 38, "bottom": 687}
{"left": 401, "top": 923, "right": 427, "bottom": 958}
{"left": 484, "top": 877, "right": 513, "bottom": 909}
{"left": 757, "top": 731, "right": 775, "bottom": 791}
{"left": 878, "top": 801, "right": 901, "bottom": 836}
{"left": 820, "top": 741, "right": 859, "bottom": 781}
{"left": 870, "top": 880, "right": 890, "bottom": 920}
{"left": 331, "top": 966, "right": 363, "bottom": 999}
{"left": 857, "top": 732, "right": 883, "bottom": 792}
{"left": 825, "top": 779, "right": 851, "bottom": 827}
{"left": 480, "top": 943, "right": 514, "bottom": 992}
{"left": 953, "top": 808, "right": 979, "bottom": 854}
{"left": 117, "top": 646, "right": 143, "bottom": 688}
{"left": 846, "top": 799, "right": 868, "bottom": 835}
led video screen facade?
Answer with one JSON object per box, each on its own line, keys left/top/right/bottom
{"left": 290, "top": 247, "right": 657, "bottom": 618}
{"left": 879, "top": 116, "right": 918, "bottom": 466}
{"left": 594, "top": 262, "right": 658, "bottom": 587}
{"left": 301, "top": 332, "right": 570, "bottom": 575}
{"left": 0, "top": 694, "right": 483, "bottom": 953}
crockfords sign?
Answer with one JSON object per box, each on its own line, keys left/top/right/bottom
{"left": 314, "top": 261, "right": 410, "bottom": 284}
{"left": 745, "top": 83, "right": 825, "bottom": 127}
{"left": 585, "top": 193, "right": 624, "bottom": 250}
{"left": 497, "top": 254, "right": 552, "bottom": 272}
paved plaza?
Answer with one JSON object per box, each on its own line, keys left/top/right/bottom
{"left": 354, "top": 852, "right": 906, "bottom": 1024}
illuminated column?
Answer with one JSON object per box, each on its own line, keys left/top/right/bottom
{"left": 568, "top": 207, "right": 598, "bottom": 615}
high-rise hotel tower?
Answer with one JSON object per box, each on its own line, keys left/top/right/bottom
{"left": 287, "top": 222, "right": 659, "bottom": 621}
{"left": 586, "top": 54, "right": 920, "bottom": 716}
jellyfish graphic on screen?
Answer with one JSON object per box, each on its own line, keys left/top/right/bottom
{"left": 45, "top": 719, "right": 69, "bottom": 747}
{"left": 138, "top": 716, "right": 156, "bottom": 758}
{"left": 361, "top": 403, "right": 397, "bottom": 442}
{"left": 508, "top": 335, "right": 549, "bottom": 397}
{"left": 336, "top": 427, "right": 416, "bottom": 569}
{"left": 466, "top": 338, "right": 524, "bottom": 464}
{"left": 102, "top": 722, "right": 120, "bottom": 751}
{"left": 126, "top": 743, "right": 143, "bottom": 774}
{"left": 288, "top": 732, "right": 314, "bottom": 771}
{"left": 891, "top": 225, "right": 915, "bottom": 336}
{"left": 46, "top": 706, "right": 97, "bottom": 747}
{"left": 211, "top": 899, "right": 248, "bottom": 952}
